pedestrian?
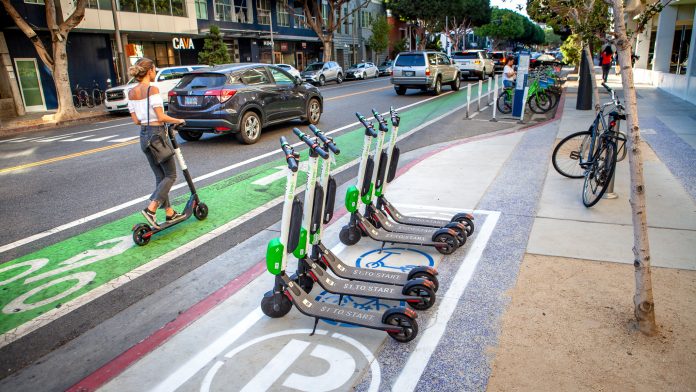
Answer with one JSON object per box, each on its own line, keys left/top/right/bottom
{"left": 600, "top": 45, "right": 613, "bottom": 83}
{"left": 127, "top": 57, "right": 186, "bottom": 228}
{"left": 502, "top": 57, "right": 516, "bottom": 89}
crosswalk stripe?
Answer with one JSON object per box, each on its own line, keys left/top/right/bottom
{"left": 60, "top": 135, "right": 95, "bottom": 142}
{"left": 109, "top": 136, "right": 139, "bottom": 143}
{"left": 84, "top": 135, "right": 119, "bottom": 142}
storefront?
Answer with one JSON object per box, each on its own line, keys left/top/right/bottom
{"left": 256, "top": 39, "right": 322, "bottom": 70}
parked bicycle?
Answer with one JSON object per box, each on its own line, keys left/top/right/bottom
{"left": 72, "top": 83, "right": 95, "bottom": 109}
{"left": 497, "top": 66, "right": 562, "bottom": 115}
{"left": 91, "top": 80, "right": 105, "bottom": 106}
{"left": 551, "top": 82, "right": 627, "bottom": 207}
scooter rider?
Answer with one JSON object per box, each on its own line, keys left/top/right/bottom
{"left": 127, "top": 58, "right": 186, "bottom": 228}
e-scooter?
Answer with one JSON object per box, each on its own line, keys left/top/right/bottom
{"left": 290, "top": 128, "right": 436, "bottom": 310}
{"left": 307, "top": 124, "right": 441, "bottom": 292}
{"left": 361, "top": 109, "right": 468, "bottom": 246}
{"left": 339, "top": 113, "right": 460, "bottom": 255}
{"left": 260, "top": 137, "right": 419, "bottom": 343}
{"left": 132, "top": 123, "right": 208, "bottom": 246}
{"left": 375, "top": 107, "right": 475, "bottom": 236}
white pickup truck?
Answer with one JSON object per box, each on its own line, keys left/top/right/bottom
{"left": 452, "top": 50, "right": 495, "bottom": 80}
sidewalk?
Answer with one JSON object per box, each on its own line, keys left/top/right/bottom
{"left": 0, "top": 105, "right": 112, "bottom": 136}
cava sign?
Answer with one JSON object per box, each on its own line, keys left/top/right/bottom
{"left": 172, "top": 37, "right": 195, "bottom": 50}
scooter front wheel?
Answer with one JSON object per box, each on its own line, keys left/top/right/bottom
{"left": 261, "top": 291, "right": 292, "bottom": 318}
{"left": 408, "top": 271, "right": 439, "bottom": 292}
{"left": 454, "top": 216, "right": 475, "bottom": 236}
{"left": 194, "top": 202, "right": 208, "bottom": 220}
{"left": 132, "top": 224, "right": 152, "bottom": 246}
{"left": 402, "top": 283, "right": 436, "bottom": 310}
{"left": 384, "top": 312, "right": 419, "bottom": 343}
{"left": 433, "top": 233, "right": 458, "bottom": 255}
{"left": 339, "top": 225, "right": 362, "bottom": 246}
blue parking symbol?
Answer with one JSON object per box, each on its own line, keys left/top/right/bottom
{"left": 355, "top": 247, "right": 434, "bottom": 271}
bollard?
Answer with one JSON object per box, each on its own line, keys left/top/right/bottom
{"left": 465, "top": 83, "right": 471, "bottom": 118}
{"left": 517, "top": 86, "right": 529, "bottom": 124}
{"left": 603, "top": 172, "right": 618, "bottom": 199}
{"left": 477, "top": 79, "right": 483, "bottom": 111}
{"left": 490, "top": 75, "right": 498, "bottom": 122}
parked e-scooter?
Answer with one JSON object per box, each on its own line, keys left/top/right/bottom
{"left": 339, "top": 113, "right": 460, "bottom": 254}
{"left": 375, "top": 107, "right": 475, "bottom": 236}
{"left": 307, "top": 124, "right": 440, "bottom": 291}
{"left": 132, "top": 123, "right": 208, "bottom": 246}
{"left": 290, "top": 127, "right": 436, "bottom": 309}
{"left": 260, "top": 137, "right": 420, "bottom": 343}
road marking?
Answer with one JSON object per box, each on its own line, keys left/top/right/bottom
{"left": 253, "top": 162, "right": 308, "bottom": 185}
{"left": 240, "top": 339, "right": 312, "bottom": 392}
{"left": 319, "top": 78, "right": 385, "bottom": 91}
{"left": 0, "top": 121, "right": 131, "bottom": 144}
{"left": 325, "top": 86, "right": 392, "bottom": 101}
{"left": 37, "top": 136, "right": 71, "bottom": 142}
{"left": 84, "top": 135, "right": 119, "bottom": 142}
{"left": 0, "top": 89, "right": 457, "bottom": 254}
{"left": 0, "top": 140, "right": 139, "bottom": 175}
{"left": 60, "top": 135, "right": 95, "bottom": 141}
{"left": 110, "top": 136, "right": 139, "bottom": 143}
{"left": 392, "top": 210, "right": 500, "bottom": 391}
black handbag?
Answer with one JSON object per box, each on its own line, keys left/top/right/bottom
{"left": 145, "top": 87, "right": 174, "bottom": 164}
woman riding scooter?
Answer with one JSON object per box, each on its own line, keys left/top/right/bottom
{"left": 127, "top": 58, "right": 185, "bottom": 228}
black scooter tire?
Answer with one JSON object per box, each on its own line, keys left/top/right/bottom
{"left": 384, "top": 312, "right": 419, "bottom": 343}
{"left": 194, "top": 202, "right": 208, "bottom": 220}
{"left": 261, "top": 291, "right": 292, "bottom": 318}
{"left": 339, "top": 225, "right": 361, "bottom": 246}
{"left": 402, "top": 282, "right": 436, "bottom": 310}
{"left": 433, "top": 233, "right": 458, "bottom": 255}
{"left": 453, "top": 216, "right": 475, "bottom": 236}
{"left": 408, "top": 271, "right": 439, "bottom": 292}
{"left": 132, "top": 224, "right": 151, "bottom": 246}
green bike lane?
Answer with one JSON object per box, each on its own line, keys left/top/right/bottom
{"left": 0, "top": 79, "right": 499, "bottom": 345}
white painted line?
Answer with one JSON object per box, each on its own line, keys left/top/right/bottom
{"left": 2, "top": 137, "right": 37, "bottom": 143}
{"left": 392, "top": 211, "right": 501, "bottom": 391}
{"left": 84, "top": 135, "right": 119, "bottom": 142}
{"left": 332, "top": 332, "right": 380, "bottom": 392}
{"left": 240, "top": 339, "right": 311, "bottom": 392}
{"left": 0, "top": 91, "right": 458, "bottom": 254}
{"left": 60, "top": 135, "right": 96, "bottom": 142}
{"left": 36, "top": 136, "right": 71, "bottom": 143}
{"left": 470, "top": 112, "right": 479, "bottom": 118}
{"left": 109, "top": 136, "right": 139, "bottom": 143}
{"left": 253, "top": 162, "right": 308, "bottom": 186}
{"left": 320, "top": 78, "right": 384, "bottom": 91}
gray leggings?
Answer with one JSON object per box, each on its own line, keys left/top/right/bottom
{"left": 140, "top": 126, "right": 177, "bottom": 209}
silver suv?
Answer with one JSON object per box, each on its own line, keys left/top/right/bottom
{"left": 390, "top": 51, "right": 461, "bottom": 95}
{"left": 301, "top": 61, "right": 344, "bottom": 86}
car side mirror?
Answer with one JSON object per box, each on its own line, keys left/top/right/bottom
{"left": 451, "top": 59, "right": 456, "bottom": 65}
{"left": 294, "top": 77, "right": 302, "bottom": 86}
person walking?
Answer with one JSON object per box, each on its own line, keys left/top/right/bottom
{"left": 600, "top": 45, "right": 613, "bottom": 83}
{"left": 127, "top": 58, "right": 186, "bottom": 228}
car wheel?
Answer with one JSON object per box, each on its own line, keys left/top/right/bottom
{"left": 450, "top": 75, "right": 461, "bottom": 91}
{"left": 336, "top": 73, "right": 343, "bottom": 84}
{"left": 432, "top": 77, "right": 442, "bottom": 96}
{"left": 306, "top": 98, "right": 321, "bottom": 125}
{"left": 178, "top": 130, "right": 202, "bottom": 141}
{"left": 236, "top": 111, "right": 262, "bottom": 145}
{"left": 395, "top": 86, "right": 407, "bottom": 95}
{"left": 319, "top": 75, "right": 326, "bottom": 86}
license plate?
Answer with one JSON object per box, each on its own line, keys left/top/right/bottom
{"left": 403, "top": 71, "right": 415, "bottom": 76}
{"left": 184, "top": 96, "right": 198, "bottom": 106}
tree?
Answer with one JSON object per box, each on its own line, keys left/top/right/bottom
{"left": 545, "top": 27, "right": 563, "bottom": 47}
{"left": 289, "top": 0, "right": 371, "bottom": 62}
{"left": 198, "top": 25, "right": 231, "bottom": 66}
{"left": 475, "top": 7, "right": 525, "bottom": 49}
{"left": 386, "top": 0, "right": 453, "bottom": 50}
{"left": 560, "top": 34, "right": 582, "bottom": 65}
{"left": 1, "top": 0, "right": 86, "bottom": 121}
{"left": 367, "top": 15, "right": 390, "bottom": 60}
{"left": 445, "top": 0, "right": 492, "bottom": 51}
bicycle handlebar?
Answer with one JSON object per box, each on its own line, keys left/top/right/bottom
{"left": 355, "top": 112, "right": 378, "bottom": 138}
{"left": 280, "top": 136, "right": 299, "bottom": 172}
{"left": 293, "top": 128, "right": 329, "bottom": 159}
{"left": 308, "top": 124, "right": 340, "bottom": 155}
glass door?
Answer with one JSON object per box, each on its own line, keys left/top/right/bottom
{"left": 14, "top": 58, "right": 46, "bottom": 112}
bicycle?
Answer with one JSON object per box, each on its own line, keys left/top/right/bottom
{"left": 91, "top": 80, "right": 105, "bottom": 106}
{"left": 551, "top": 83, "right": 627, "bottom": 207}
{"left": 72, "top": 83, "right": 95, "bottom": 109}
{"left": 497, "top": 66, "right": 563, "bottom": 114}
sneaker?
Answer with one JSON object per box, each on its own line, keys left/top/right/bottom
{"left": 141, "top": 208, "right": 159, "bottom": 228}
{"left": 166, "top": 211, "right": 185, "bottom": 222}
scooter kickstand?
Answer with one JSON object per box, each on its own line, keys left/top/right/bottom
{"left": 379, "top": 242, "right": 386, "bottom": 254}
{"left": 310, "top": 317, "right": 319, "bottom": 336}
{"left": 339, "top": 294, "right": 344, "bottom": 305}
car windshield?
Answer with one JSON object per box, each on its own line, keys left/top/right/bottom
{"left": 176, "top": 73, "right": 228, "bottom": 89}
{"left": 351, "top": 64, "right": 365, "bottom": 68}
{"left": 380, "top": 61, "right": 392, "bottom": 66}
{"left": 490, "top": 53, "right": 505, "bottom": 59}
{"left": 278, "top": 65, "right": 289, "bottom": 69}
{"left": 452, "top": 52, "right": 478, "bottom": 59}
{"left": 395, "top": 54, "right": 425, "bottom": 67}
{"left": 305, "top": 63, "right": 324, "bottom": 71}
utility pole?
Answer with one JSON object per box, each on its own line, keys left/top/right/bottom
{"left": 109, "top": 0, "right": 128, "bottom": 85}
{"left": 269, "top": 10, "right": 275, "bottom": 64}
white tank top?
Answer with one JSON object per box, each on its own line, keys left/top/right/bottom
{"left": 127, "top": 93, "right": 164, "bottom": 124}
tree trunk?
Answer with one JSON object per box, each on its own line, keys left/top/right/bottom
{"left": 610, "top": 0, "right": 657, "bottom": 336}
{"left": 52, "top": 40, "right": 79, "bottom": 122}
{"left": 322, "top": 38, "right": 333, "bottom": 62}
{"left": 583, "top": 44, "right": 601, "bottom": 112}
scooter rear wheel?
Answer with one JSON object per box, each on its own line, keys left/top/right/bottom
{"left": 403, "top": 284, "right": 436, "bottom": 310}
{"left": 194, "top": 202, "right": 208, "bottom": 220}
{"left": 454, "top": 216, "right": 475, "bottom": 236}
{"left": 384, "top": 313, "right": 419, "bottom": 343}
{"left": 409, "top": 271, "right": 439, "bottom": 292}
{"left": 261, "top": 291, "right": 292, "bottom": 318}
{"left": 433, "top": 233, "right": 458, "bottom": 255}
{"left": 339, "top": 225, "right": 361, "bottom": 246}
{"left": 132, "top": 224, "right": 152, "bottom": 246}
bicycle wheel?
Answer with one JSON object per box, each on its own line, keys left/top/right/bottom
{"left": 528, "top": 91, "right": 552, "bottom": 114}
{"left": 552, "top": 130, "right": 592, "bottom": 178}
{"left": 73, "top": 94, "right": 82, "bottom": 108}
{"left": 497, "top": 92, "right": 512, "bottom": 114}
{"left": 582, "top": 139, "right": 617, "bottom": 207}
{"left": 92, "top": 89, "right": 103, "bottom": 105}
{"left": 80, "top": 90, "right": 94, "bottom": 108}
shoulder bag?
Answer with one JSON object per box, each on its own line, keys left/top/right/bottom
{"left": 145, "top": 86, "right": 175, "bottom": 164}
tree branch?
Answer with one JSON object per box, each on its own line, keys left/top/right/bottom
{"left": 0, "top": 0, "right": 54, "bottom": 67}
{"left": 60, "top": 0, "right": 87, "bottom": 36}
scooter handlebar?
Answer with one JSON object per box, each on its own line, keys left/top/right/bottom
{"left": 280, "top": 136, "right": 299, "bottom": 172}
{"left": 389, "top": 106, "right": 400, "bottom": 126}
{"left": 308, "top": 124, "right": 340, "bottom": 155}
{"left": 355, "top": 112, "right": 378, "bottom": 138}
{"left": 293, "top": 128, "right": 329, "bottom": 159}
{"left": 371, "top": 109, "right": 389, "bottom": 133}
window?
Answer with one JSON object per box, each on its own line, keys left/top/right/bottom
{"left": 294, "top": 11, "right": 308, "bottom": 29}
{"left": 158, "top": 67, "right": 189, "bottom": 81}
{"left": 277, "top": 0, "right": 289, "bottom": 26}
{"left": 155, "top": 0, "right": 170, "bottom": 15}
{"left": 321, "top": 3, "right": 329, "bottom": 25}
{"left": 119, "top": 0, "right": 137, "bottom": 12}
{"left": 257, "top": 0, "right": 270, "bottom": 25}
{"left": 427, "top": 53, "right": 437, "bottom": 66}
{"left": 23, "top": 0, "right": 44, "bottom": 4}
{"left": 171, "top": 0, "right": 185, "bottom": 16}
{"left": 343, "top": 7, "right": 349, "bottom": 34}
{"left": 241, "top": 68, "right": 271, "bottom": 85}
{"left": 270, "top": 67, "right": 293, "bottom": 84}
{"left": 438, "top": 54, "right": 451, "bottom": 65}
{"left": 395, "top": 54, "right": 425, "bottom": 67}
{"left": 215, "top": 0, "right": 233, "bottom": 21}
{"left": 138, "top": 0, "right": 155, "bottom": 14}
{"left": 360, "top": 10, "right": 369, "bottom": 28}
{"left": 195, "top": 0, "right": 207, "bottom": 18}
{"left": 234, "top": 0, "right": 252, "bottom": 23}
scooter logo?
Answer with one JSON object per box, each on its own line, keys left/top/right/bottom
{"left": 314, "top": 291, "right": 404, "bottom": 328}
{"left": 356, "top": 247, "right": 435, "bottom": 271}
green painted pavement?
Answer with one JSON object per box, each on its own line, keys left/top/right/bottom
{"left": 0, "top": 80, "right": 496, "bottom": 336}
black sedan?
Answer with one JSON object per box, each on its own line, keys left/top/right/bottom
{"left": 168, "top": 63, "right": 323, "bottom": 144}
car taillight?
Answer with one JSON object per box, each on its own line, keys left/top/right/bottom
{"left": 425, "top": 68, "right": 431, "bottom": 76}
{"left": 168, "top": 91, "right": 177, "bottom": 97}
{"left": 205, "top": 89, "right": 237, "bottom": 103}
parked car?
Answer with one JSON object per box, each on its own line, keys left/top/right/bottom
{"left": 452, "top": 50, "right": 495, "bottom": 79}
{"left": 167, "top": 64, "right": 323, "bottom": 145}
{"left": 276, "top": 64, "right": 302, "bottom": 81}
{"left": 489, "top": 51, "right": 507, "bottom": 73}
{"left": 345, "top": 62, "right": 379, "bottom": 80}
{"left": 104, "top": 65, "right": 207, "bottom": 113}
{"left": 300, "top": 61, "right": 343, "bottom": 86}
{"left": 378, "top": 60, "right": 393, "bottom": 76}
{"left": 530, "top": 53, "right": 562, "bottom": 69}
{"left": 390, "top": 51, "right": 461, "bottom": 96}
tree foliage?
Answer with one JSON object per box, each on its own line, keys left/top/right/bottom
{"left": 527, "top": 0, "right": 609, "bottom": 47}
{"left": 385, "top": 0, "right": 455, "bottom": 49}
{"left": 560, "top": 33, "right": 582, "bottom": 65}
{"left": 474, "top": 7, "right": 524, "bottom": 48}
{"left": 446, "top": 0, "right": 492, "bottom": 50}
{"left": 545, "top": 27, "right": 563, "bottom": 46}
{"left": 198, "top": 25, "right": 231, "bottom": 66}
{"left": 367, "top": 15, "right": 391, "bottom": 56}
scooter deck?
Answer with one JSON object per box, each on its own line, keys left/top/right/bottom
{"left": 379, "top": 197, "right": 451, "bottom": 228}
{"left": 358, "top": 213, "right": 440, "bottom": 246}
{"left": 371, "top": 209, "right": 441, "bottom": 236}
{"left": 304, "top": 258, "right": 422, "bottom": 302}
{"left": 280, "top": 274, "right": 396, "bottom": 330}
{"left": 317, "top": 243, "right": 413, "bottom": 286}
